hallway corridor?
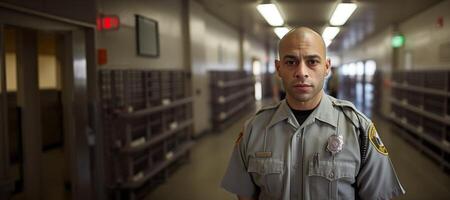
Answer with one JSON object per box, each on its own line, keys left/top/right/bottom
{"left": 1, "top": 1, "right": 450, "bottom": 199}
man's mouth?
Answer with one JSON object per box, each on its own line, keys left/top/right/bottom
{"left": 294, "top": 83, "right": 312, "bottom": 87}
{"left": 293, "top": 83, "right": 312, "bottom": 92}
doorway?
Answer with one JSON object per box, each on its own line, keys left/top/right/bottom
{"left": 4, "top": 26, "right": 69, "bottom": 200}
{"left": 0, "top": 7, "right": 93, "bottom": 200}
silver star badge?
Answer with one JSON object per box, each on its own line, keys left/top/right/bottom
{"left": 327, "top": 135, "right": 343, "bottom": 155}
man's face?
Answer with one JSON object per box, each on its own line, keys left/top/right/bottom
{"left": 275, "top": 31, "right": 330, "bottom": 106}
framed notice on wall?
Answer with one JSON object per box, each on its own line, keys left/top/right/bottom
{"left": 136, "top": 14, "right": 159, "bottom": 57}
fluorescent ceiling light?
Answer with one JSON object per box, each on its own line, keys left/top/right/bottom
{"left": 257, "top": 3, "right": 284, "bottom": 26}
{"left": 274, "top": 27, "right": 290, "bottom": 39}
{"left": 322, "top": 26, "right": 340, "bottom": 41}
{"left": 324, "top": 39, "right": 332, "bottom": 47}
{"left": 330, "top": 3, "right": 357, "bottom": 26}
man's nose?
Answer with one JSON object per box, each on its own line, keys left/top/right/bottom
{"left": 294, "top": 61, "right": 309, "bottom": 78}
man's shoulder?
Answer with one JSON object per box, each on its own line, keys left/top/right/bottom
{"left": 240, "top": 101, "right": 281, "bottom": 144}
{"left": 329, "top": 97, "right": 356, "bottom": 109}
{"left": 255, "top": 101, "right": 281, "bottom": 116}
{"left": 329, "top": 97, "right": 371, "bottom": 126}
{"left": 245, "top": 101, "right": 281, "bottom": 126}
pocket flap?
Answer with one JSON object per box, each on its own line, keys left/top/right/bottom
{"left": 308, "top": 160, "right": 355, "bottom": 181}
{"left": 248, "top": 158, "right": 283, "bottom": 175}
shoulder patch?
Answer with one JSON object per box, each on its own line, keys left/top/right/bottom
{"left": 368, "top": 123, "right": 388, "bottom": 156}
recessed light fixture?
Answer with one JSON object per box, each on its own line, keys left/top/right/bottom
{"left": 330, "top": 3, "right": 357, "bottom": 26}
{"left": 274, "top": 27, "right": 290, "bottom": 39}
{"left": 257, "top": 2, "right": 284, "bottom": 26}
{"left": 324, "top": 39, "right": 332, "bottom": 47}
{"left": 322, "top": 26, "right": 340, "bottom": 41}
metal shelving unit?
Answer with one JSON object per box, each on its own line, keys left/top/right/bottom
{"left": 209, "top": 70, "right": 255, "bottom": 131}
{"left": 390, "top": 70, "right": 450, "bottom": 172}
{"left": 99, "top": 69, "right": 194, "bottom": 199}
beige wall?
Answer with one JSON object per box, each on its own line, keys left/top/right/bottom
{"left": 204, "top": 12, "right": 240, "bottom": 71}
{"left": 189, "top": 1, "right": 244, "bottom": 135}
{"left": 96, "top": 0, "right": 270, "bottom": 135}
{"left": 342, "top": 0, "right": 450, "bottom": 70}
{"left": 341, "top": 27, "right": 393, "bottom": 72}
{"left": 96, "top": 0, "right": 186, "bottom": 70}
{"left": 242, "top": 34, "right": 268, "bottom": 73}
{"left": 398, "top": 0, "right": 450, "bottom": 70}
{"left": 191, "top": 3, "right": 272, "bottom": 134}
{"left": 339, "top": 0, "right": 450, "bottom": 117}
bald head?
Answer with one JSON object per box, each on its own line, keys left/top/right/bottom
{"left": 274, "top": 27, "right": 331, "bottom": 110}
{"left": 278, "top": 27, "right": 327, "bottom": 58}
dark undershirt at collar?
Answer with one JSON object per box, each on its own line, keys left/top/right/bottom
{"left": 287, "top": 102, "right": 318, "bottom": 126}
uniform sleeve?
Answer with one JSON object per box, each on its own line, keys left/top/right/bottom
{"left": 221, "top": 121, "right": 258, "bottom": 198}
{"left": 356, "top": 124, "right": 406, "bottom": 200}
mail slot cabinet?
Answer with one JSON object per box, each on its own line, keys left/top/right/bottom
{"left": 98, "top": 68, "right": 194, "bottom": 199}
{"left": 209, "top": 70, "right": 255, "bottom": 131}
{"left": 390, "top": 69, "right": 450, "bottom": 173}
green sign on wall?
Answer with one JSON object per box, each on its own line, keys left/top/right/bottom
{"left": 391, "top": 34, "right": 405, "bottom": 48}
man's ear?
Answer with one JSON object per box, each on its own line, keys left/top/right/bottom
{"left": 275, "top": 59, "right": 281, "bottom": 77}
{"left": 325, "top": 58, "right": 331, "bottom": 76}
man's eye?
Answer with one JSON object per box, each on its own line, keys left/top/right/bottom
{"left": 285, "top": 60, "right": 297, "bottom": 65}
{"left": 307, "top": 60, "right": 319, "bottom": 65}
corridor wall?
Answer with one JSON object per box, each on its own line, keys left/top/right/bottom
{"left": 340, "top": 0, "right": 450, "bottom": 117}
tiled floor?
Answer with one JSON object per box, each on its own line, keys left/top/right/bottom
{"left": 146, "top": 102, "right": 450, "bottom": 200}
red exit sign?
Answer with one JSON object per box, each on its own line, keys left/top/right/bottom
{"left": 97, "top": 15, "right": 120, "bottom": 31}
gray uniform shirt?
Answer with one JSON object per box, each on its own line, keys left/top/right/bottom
{"left": 221, "top": 94, "right": 405, "bottom": 200}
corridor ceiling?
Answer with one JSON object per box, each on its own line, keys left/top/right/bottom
{"left": 195, "top": 0, "right": 443, "bottom": 52}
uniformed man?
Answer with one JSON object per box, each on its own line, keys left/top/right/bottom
{"left": 221, "top": 27, "right": 405, "bottom": 200}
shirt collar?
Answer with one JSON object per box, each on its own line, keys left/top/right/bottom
{"left": 314, "top": 93, "right": 338, "bottom": 127}
{"left": 267, "top": 92, "right": 338, "bottom": 129}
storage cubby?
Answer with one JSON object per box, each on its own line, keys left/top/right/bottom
{"left": 99, "top": 69, "right": 194, "bottom": 199}
{"left": 390, "top": 70, "right": 450, "bottom": 172}
{"left": 209, "top": 70, "right": 255, "bottom": 131}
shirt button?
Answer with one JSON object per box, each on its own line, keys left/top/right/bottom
{"left": 329, "top": 172, "right": 335, "bottom": 179}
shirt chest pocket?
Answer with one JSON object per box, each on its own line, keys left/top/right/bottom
{"left": 247, "top": 158, "right": 284, "bottom": 199}
{"left": 308, "top": 160, "right": 356, "bottom": 200}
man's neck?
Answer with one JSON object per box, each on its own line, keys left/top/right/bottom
{"left": 286, "top": 92, "right": 323, "bottom": 110}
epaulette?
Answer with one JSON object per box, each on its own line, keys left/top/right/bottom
{"left": 255, "top": 101, "right": 281, "bottom": 115}
{"left": 331, "top": 99, "right": 370, "bottom": 127}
